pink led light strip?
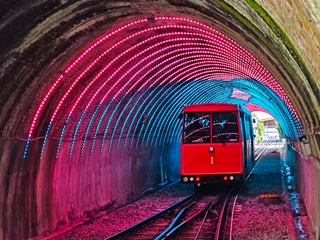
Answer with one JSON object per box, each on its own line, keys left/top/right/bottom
{"left": 26, "top": 18, "right": 148, "bottom": 141}
{"left": 55, "top": 39, "right": 240, "bottom": 141}
{"left": 50, "top": 23, "right": 288, "bottom": 130}
{"left": 154, "top": 17, "right": 294, "bottom": 110}
{"left": 47, "top": 27, "right": 226, "bottom": 127}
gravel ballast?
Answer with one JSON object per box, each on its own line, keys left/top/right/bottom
{"left": 232, "top": 148, "right": 315, "bottom": 239}
{"left": 232, "top": 150, "right": 292, "bottom": 239}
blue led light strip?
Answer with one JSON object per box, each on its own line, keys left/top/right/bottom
{"left": 151, "top": 79, "right": 230, "bottom": 146}
{"left": 91, "top": 99, "right": 114, "bottom": 154}
{"left": 40, "top": 121, "right": 52, "bottom": 159}
{"left": 109, "top": 92, "right": 139, "bottom": 151}
{"left": 121, "top": 85, "right": 161, "bottom": 149}
{"left": 116, "top": 52, "right": 227, "bottom": 148}
{"left": 69, "top": 109, "right": 87, "bottom": 157}
{"left": 100, "top": 96, "right": 126, "bottom": 152}
{"left": 126, "top": 58, "right": 224, "bottom": 149}
{"left": 86, "top": 45, "right": 222, "bottom": 153}
{"left": 155, "top": 82, "right": 213, "bottom": 146}
{"left": 55, "top": 115, "right": 71, "bottom": 158}
{"left": 144, "top": 72, "right": 228, "bottom": 147}
{"left": 80, "top": 104, "right": 101, "bottom": 156}
{"left": 141, "top": 80, "right": 200, "bottom": 148}
{"left": 129, "top": 81, "right": 183, "bottom": 149}
{"left": 161, "top": 81, "right": 232, "bottom": 145}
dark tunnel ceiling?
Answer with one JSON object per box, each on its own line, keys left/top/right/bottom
{"left": 23, "top": 16, "right": 304, "bottom": 158}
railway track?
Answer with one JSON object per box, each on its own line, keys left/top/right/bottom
{"left": 105, "top": 185, "right": 237, "bottom": 240}
{"left": 254, "top": 139, "right": 277, "bottom": 159}
{"left": 106, "top": 140, "right": 278, "bottom": 240}
{"left": 105, "top": 193, "right": 198, "bottom": 239}
{"left": 226, "top": 139, "right": 280, "bottom": 239}
{"left": 155, "top": 191, "right": 231, "bottom": 240}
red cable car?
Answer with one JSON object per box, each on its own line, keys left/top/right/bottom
{"left": 180, "top": 103, "right": 254, "bottom": 184}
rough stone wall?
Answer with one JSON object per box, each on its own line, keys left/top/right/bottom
{"left": 256, "top": 2, "right": 320, "bottom": 234}
{"left": 294, "top": 151, "right": 320, "bottom": 239}
{"left": 255, "top": 0, "right": 320, "bottom": 155}
{"left": 257, "top": 0, "right": 320, "bottom": 81}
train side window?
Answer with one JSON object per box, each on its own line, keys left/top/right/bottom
{"left": 212, "top": 111, "right": 238, "bottom": 142}
{"left": 183, "top": 112, "right": 210, "bottom": 143}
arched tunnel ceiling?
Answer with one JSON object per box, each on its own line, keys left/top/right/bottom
{"left": 18, "top": 16, "right": 304, "bottom": 159}
{"left": 0, "top": 0, "right": 319, "bottom": 159}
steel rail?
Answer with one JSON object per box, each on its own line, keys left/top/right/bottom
{"left": 104, "top": 193, "right": 197, "bottom": 239}
{"left": 154, "top": 199, "right": 197, "bottom": 240}
{"left": 194, "top": 201, "right": 214, "bottom": 239}
{"left": 158, "top": 200, "right": 214, "bottom": 239}
{"left": 158, "top": 194, "right": 225, "bottom": 239}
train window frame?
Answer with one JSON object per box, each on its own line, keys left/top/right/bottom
{"left": 211, "top": 111, "right": 239, "bottom": 143}
{"left": 183, "top": 112, "right": 210, "bottom": 144}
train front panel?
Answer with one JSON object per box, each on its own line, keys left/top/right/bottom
{"left": 181, "top": 142, "right": 243, "bottom": 183}
{"left": 180, "top": 103, "right": 246, "bottom": 183}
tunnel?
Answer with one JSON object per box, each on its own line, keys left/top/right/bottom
{"left": 0, "top": 1, "right": 320, "bottom": 239}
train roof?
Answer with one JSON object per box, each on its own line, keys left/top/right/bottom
{"left": 183, "top": 103, "right": 251, "bottom": 115}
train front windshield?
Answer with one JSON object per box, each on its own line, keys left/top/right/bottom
{"left": 184, "top": 112, "right": 210, "bottom": 143}
{"left": 183, "top": 111, "right": 238, "bottom": 143}
{"left": 212, "top": 111, "right": 238, "bottom": 142}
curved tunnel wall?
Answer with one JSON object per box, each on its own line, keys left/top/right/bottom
{"left": 0, "top": 1, "right": 320, "bottom": 239}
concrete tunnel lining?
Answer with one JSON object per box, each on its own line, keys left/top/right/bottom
{"left": 0, "top": 1, "right": 320, "bottom": 239}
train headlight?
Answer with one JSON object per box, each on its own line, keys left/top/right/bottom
{"left": 230, "top": 176, "right": 234, "bottom": 180}
{"left": 182, "top": 177, "right": 188, "bottom": 182}
{"left": 190, "top": 177, "right": 194, "bottom": 181}
{"left": 208, "top": 146, "right": 214, "bottom": 152}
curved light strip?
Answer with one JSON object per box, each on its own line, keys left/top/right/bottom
{"left": 94, "top": 51, "right": 256, "bottom": 153}
{"left": 60, "top": 40, "right": 240, "bottom": 154}
{"left": 23, "top": 18, "right": 149, "bottom": 158}
{"left": 165, "top": 85, "right": 229, "bottom": 145}
{"left": 146, "top": 75, "right": 232, "bottom": 147}
{"left": 160, "top": 79, "right": 302, "bottom": 146}
{"left": 158, "top": 82, "right": 232, "bottom": 146}
{"left": 23, "top": 16, "right": 303, "bottom": 159}
{"left": 111, "top": 53, "right": 235, "bottom": 150}
{"left": 151, "top": 82, "right": 224, "bottom": 146}
{"left": 90, "top": 49, "right": 226, "bottom": 153}
{"left": 141, "top": 71, "right": 225, "bottom": 147}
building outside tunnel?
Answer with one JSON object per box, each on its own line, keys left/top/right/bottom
{"left": 0, "top": 0, "right": 319, "bottom": 239}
